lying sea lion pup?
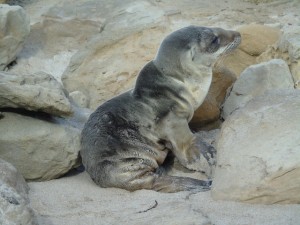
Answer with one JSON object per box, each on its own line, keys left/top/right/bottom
{"left": 81, "top": 25, "right": 241, "bottom": 192}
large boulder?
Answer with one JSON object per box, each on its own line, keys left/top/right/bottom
{"left": 0, "top": 112, "right": 81, "bottom": 181}
{"left": 62, "top": 25, "right": 168, "bottom": 110}
{"left": 278, "top": 27, "right": 300, "bottom": 62}
{"left": 0, "top": 159, "right": 37, "bottom": 225}
{"left": 0, "top": 4, "right": 30, "bottom": 70}
{"left": 0, "top": 71, "right": 72, "bottom": 117}
{"left": 8, "top": 1, "right": 105, "bottom": 80}
{"left": 237, "top": 24, "right": 281, "bottom": 56}
{"left": 222, "top": 59, "right": 294, "bottom": 119}
{"left": 212, "top": 89, "right": 300, "bottom": 204}
{"left": 190, "top": 68, "right": 236, "bottom": 128}
{"left": 258, "top": 27, "right": 300, "bottom": 88}
{"left": 10, "top": 0, "right": 164, "bottom": 81}
{"left": 58, "top": 2, "right": 169, "bottom": 109}
{"left": 271, "top": 27, "right": 300, "bottom": 89}
{"left": 221, "top": 24, "right": 281, "bottom": 78}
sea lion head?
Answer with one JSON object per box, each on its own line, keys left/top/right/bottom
{"left": 154, "top": 26, "right": 241, "bottom": 76}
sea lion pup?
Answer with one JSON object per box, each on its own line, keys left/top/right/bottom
{"left": 81, "top": 26, "right": 241, "bottom": 192}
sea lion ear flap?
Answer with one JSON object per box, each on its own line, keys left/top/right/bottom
{"left": 190, "top": 45, "right": 196, "bottom": 61}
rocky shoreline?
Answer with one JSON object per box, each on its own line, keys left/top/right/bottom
{"left": 0, "top": 0, "right": 300, "bottom": 224}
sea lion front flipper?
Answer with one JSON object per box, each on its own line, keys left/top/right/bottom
{"left": 161, "top": 116, "right": 212, "bottom": 174}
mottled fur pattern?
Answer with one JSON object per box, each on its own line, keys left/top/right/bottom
{"left": 81, "top": 26, "right": 241, "bottom": 192}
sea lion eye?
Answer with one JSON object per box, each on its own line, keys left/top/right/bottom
{"left": 211, "top": 36, "right": 219, "bottom": 45}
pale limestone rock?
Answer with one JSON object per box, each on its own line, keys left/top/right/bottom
{"left": 278, "top": 27, "right": 300, "bottom": 88}
{"left": 245, "top": 0, "right": 277, "bottom": 3}
{"left": 212, "top": 89, "right": 300, "bottom": 204}
{"left": 0, "top": 112, "right": 81, "bottom": 181}
{"left": 0, "top": 158, "right": 28, "bottom": 199}
{"left": 7, "top": 0, "right": 105, "bottom": 80}
{"left": 278, "top": 27, "right": 300, "bottom": 61}
{"left": 221, "top": 25, "right": 281, "bottom": 78}
{"left": 222, "top": 59, "right": 294, "bottom": 119}
{"left": 69, "top": 91, "right": 89, "bottom": 108}
{"left": 0, "top": 71, "right": 72, "bottom": 117}
{"left": 256, "top": 27, "right": 300, "bottom": 89}
{"left": 291, "top": 62, "right": 300, "bottom": 89}
{"left": 62, "top": 25, "right": 168, "bottom": 109}
{"left": 0, "top": 159, "right": 37, "bottom": 225}
{"left": 0, "top": 4, "right": 30, "bottom": 70}
{"left": 237, "top": 24, "right": 281, "bottom": 56}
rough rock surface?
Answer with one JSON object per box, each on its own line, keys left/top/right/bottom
{"left": 237, "top": 24, "right": 281, "bottom": 56}
{"left": 0, "top": 112, "right": 81, "bottom": 181}
{"left": 6, "top": 0, "right": 298, "bottom": 128}
{"left": 0, "top": 159, "right": 37, "bottom": 225}
{"left": 62, "top": 25, "right": 168, "bottom": 109}
{"left": 222, "top": 59, "right": 294, "bottom": 119}
{"left": 258, "top": 27, "right": 300, "bottom": 88}
{"left": 212, "top": 90, "right": 300, "bottom": 204}
{"left": 0, "top": 4, "right": 30, "bottom": 70}
{"left": 278, "top": 27, "right": 300, "bottom": 61}
{"left": 0, "top": 71, "right": 72, "bottom": 117}
{"left": 8, "top": 0, "right": 105, "bottom": 80}
{"left": 69, "top": 91, "right": 89, "bottom": 108}
{"left": 221, "top": 24, "right": 281, "bottom": 78}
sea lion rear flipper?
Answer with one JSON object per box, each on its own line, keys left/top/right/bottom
{"left": 153, "top": 175, "right": 211, "bottom": 193}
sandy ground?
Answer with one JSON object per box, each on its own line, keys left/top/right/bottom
{"left": 28, "top": 172, "right": 300, "bottom": 225}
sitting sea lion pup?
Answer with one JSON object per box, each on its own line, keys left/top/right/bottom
{"left": 81, "top": 26, "right": 241, "bottom": 192}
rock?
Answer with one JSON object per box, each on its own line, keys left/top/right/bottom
{"left": 0, "top": 71, "right": 72, "bottom": 117}
{"left": 191, "top": 93, "right": 220, "bottom": 128}
{"left": 0, "top": 112, "right": 81, "bottom": 181}
{"left": 59, "top": 1, "right": 166, "bottom": 109}
{"left": 7, "top": 0, "right": 106, "bottom": 80}
{"left": 0, "top": 158, "right": 28, "bottom": 199}
{"left": 237, "top": 24, "right": 281, "bottom": 56}
{"left": 278, "top": 27, "right": 300, "bottom": 61}
{"left": 291, "top": 62, "right": 300, "bottom": 89}
{"left": 222, "top": 59, "right": 294, "bottom": 119}
{"left": 212, "top": 89, "right": 300, "bottom": 204}
{"left": 221, "top": 25, "right": 281, "bottom": 78}
{"left": 245, "top": 0, "right": 277, "bottom": 3}
{"left": 256, "top": 27, "right": 300, "bottom": 89}
{"left": 190, "top": 68, "right": 236, "bottom": 128}
{"left": 10, "top": 0, "right": 164, "bottom": 82}
{"left": 0, "top": 4, "right": 30, "bottom": 70}
{"left": 222, "top": 48, "right": 256, "bottom": 77}
{"left": 0, "top": 159, "right": 37, "bottom": 225}
{"left": 278, "top": 27, "right": 300, "bottom": 88}
{"left": 62, "top": 25, "right": 168, "bottom": 109}
{"left": 69, "top": 91, "right": 89, "bottom": 108}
